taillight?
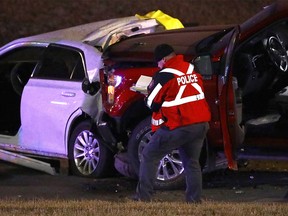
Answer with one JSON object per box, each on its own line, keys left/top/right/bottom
{"left": 107, "top": 72, "right": 122, "bottom": 104}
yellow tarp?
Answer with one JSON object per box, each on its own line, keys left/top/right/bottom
{"left": 136, "top": 10, "right": 184, "bottom": 30}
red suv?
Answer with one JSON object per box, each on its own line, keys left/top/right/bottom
{"left": 84, "top": 0, "right": 288, "bottom": 189}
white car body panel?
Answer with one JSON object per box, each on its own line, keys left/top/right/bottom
{"left": 20, "top": 79, "right": 84, "bottom": 155}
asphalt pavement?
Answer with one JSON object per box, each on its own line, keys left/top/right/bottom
{"left": 0, "top": 160, "right": 287, "bottom": 202}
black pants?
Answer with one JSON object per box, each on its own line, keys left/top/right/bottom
{"left": 136, "top": 122, "right": 209, "bottom": 202}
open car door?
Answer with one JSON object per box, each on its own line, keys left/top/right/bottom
{"left": 218, "top": 26, "right": 245, "bottom": 170}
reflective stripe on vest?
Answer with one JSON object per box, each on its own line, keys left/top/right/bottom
{"left": 151, "top": 118, "right": 164, "bottom": 126}
{"left": 161, "top": 64, "right": 205, "bottom": 107}
{"left": 162, "top": 91, "right": 204, "bottom": 107}
{"left": 147, "top": 83, "right": 162, "bottom": 108}
{"left": 160, "top": 64, "right": 194, "bottom": 75}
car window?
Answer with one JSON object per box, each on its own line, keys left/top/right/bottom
{"left": 193, "top": 55, "right": 214, "bottom": 77}
{"left": 33, "top": 45, "right": 85, "bottom": 81}
{"left": 0, "top": 47, "right": 44, "bottom": 77}
{"left": 0, "top": 47, "right": 45, "bottom": 62}
{"left": 0, "top": 46, "right": 45, "bottom": 89}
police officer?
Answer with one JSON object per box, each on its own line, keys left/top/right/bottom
{"left": 134, "top": 44, "right": 211, "bottom": 203}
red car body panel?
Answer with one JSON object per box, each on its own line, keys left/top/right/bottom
{"left": 101, "top": 67, "right": 157, "bottom": 117}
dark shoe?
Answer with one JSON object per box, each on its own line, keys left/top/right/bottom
{"left": 130, "top": 194, "right": 141, "bottom": 201}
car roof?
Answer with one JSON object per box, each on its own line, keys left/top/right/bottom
{"left": 1, "top": 16, "right": 163, "bottom": 52}
{"left": 239, "top": 0, "right": 288, "bottom": 40}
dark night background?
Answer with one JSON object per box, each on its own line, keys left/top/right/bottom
{"left": 0, "top": 0, "right": 275, "bottom": 46}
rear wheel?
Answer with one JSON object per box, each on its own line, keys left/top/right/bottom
{"left": 128, "top": 116, "right": 208, "bottom": 189}
{"left": 68, "top": 120, "right": 113, "bottom": 177}
{"left": 127, "top": 117, "right": 184, "bottom": 189}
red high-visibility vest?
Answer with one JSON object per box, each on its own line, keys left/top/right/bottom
{"left": 147, "top": 55, "right": 211, "bottom": 130}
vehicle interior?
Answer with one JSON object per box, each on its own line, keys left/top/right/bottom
{"left": 0, "top": 47, "right": 43, "bottom": 136}
{"left": 0, "top": 61, "right": 37, "bottom": 136}
{"left": 233, "top": 20, "right": 288, "bottom": 149}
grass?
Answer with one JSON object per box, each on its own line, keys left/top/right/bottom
{"left": 0, "top": 199, "right": 287, "bottom": 216}
{"left": 1, "top": 160, "right": 287, "bottom": 215}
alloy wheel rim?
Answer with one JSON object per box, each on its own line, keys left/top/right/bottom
{"left": 73, "top": 130, "right": 100, "bottom": 175}
{"left": 138, "top": 131, "right": 184, "bottom": 182}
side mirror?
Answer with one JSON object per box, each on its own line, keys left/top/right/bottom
{"left": 82, "top": 78, "right": 100, "bottom": 96}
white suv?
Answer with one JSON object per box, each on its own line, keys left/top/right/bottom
{"left": 0, "top": 16, "right": 163, "bottom": 177}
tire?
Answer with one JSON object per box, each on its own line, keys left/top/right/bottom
{"left": 68, "top": 120, "right": 113, "bottom": 178}
{"left": 128, "top": 116, "right": 186, "bottom": 190}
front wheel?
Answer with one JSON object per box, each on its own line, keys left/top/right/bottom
{"left": 68, "top": 120, "right": 113, "bottom": 178}
{"left": 128, "top": 116, "right": 208, "bottom": 190}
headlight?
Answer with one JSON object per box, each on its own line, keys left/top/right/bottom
{"left": 107, "top": 74, "right": 122, "bottom": 104}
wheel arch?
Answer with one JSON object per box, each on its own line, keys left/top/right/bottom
{"left": 120, "top": 99, "right": 151, "bottom": 133}
{"left": 65, "top": 108, "right": 92, "bottom": 155}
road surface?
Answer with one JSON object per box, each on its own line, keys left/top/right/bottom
{"left": 0, "top": 160, "right": 287, "bottom": 202}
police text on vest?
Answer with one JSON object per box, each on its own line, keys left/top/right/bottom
{"left": 177, "top": 74, "right": 198, "bottom": 85}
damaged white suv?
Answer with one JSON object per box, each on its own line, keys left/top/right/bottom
{"left": 0, "top": 16, "right": 165, "bottom": 177}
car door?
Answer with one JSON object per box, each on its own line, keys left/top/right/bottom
{"left": 0, "top": 45, "right": 46, "bottom": 139}
{"left": 20, "top": 44, "right": 87, "bottom": 155}
{"left": 217, "top": 26, "right": 245, "bottom": 169}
